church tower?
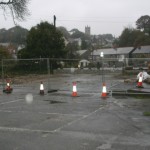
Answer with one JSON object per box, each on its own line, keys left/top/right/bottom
{"left": 85, "top": 26, "right": 91, "bottom": 36}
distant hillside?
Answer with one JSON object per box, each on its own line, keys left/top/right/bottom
{"left": 0, "top": 25, "right": 114, "bottom": 50}
{"left": 101, "top": 34, "right": 114, "bottom": 41}
{"left": 0, "top": 26, "right": 28, "bottom": 45}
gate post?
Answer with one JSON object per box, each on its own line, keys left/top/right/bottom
{"left": 47, "top": 58, "right": 50, "bottom": 92}
{"left": 1, "top": 59, "right": 5, "bottom": 91}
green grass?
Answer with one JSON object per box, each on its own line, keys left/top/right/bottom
{"left": 143, "top": 111, "right": 150, "bottom": 116}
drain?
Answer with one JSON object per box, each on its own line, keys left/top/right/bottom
{"left": 50, "top": 100, "right": 66, "bottom": 104}
{"left": 44, "top": 99, "right": 66, "bottom": 104}
{"left": 113, "top": 96, "right": 128, "bottom": 99}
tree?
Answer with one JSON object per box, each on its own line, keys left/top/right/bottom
{"left": 118, "top": 28, "right": 134, "bottom": 47}
{"left": 70, "top": 29, "right": 85, "bottom": 39}
{"left": 65, "top": 42, "right": 79, "bottom": 59}
{"left": 57, "top": 26, "right": 70, "bottom": 39}
{"left": 81, "top": 40, "right": 88, "bottom": 49}
{"left": 116, "top": 27, "right": 150, "bottom": 47}
{"left": 0, "top": 45, "right": 11, "bottom": 59}
{"left": 20, "top": 21, "right": 66, "bottom": 58}
{"left": 0, "top": 26, "right": 28, "bottom": 44}
{"left": 136, "top": 15, "right": 150, "bottom": 35}
{"left": 0, "top": 0, "right": 30, "bottom": 23}
{"left": 113, "top": 17, "right": 150, "bottom": 48}
{"left": 136, "top": 15, "right": 150, "bottom": 30}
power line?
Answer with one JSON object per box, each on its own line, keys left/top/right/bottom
{"left": 57, "top": 19, "right": 134, "bottom": 24}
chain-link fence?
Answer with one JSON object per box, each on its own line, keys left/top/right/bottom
{"left": 0, "top": 58, "right": 80, "bottom": 93}
{"left": 0, "top": 58, "right": 150, "bottom": 95}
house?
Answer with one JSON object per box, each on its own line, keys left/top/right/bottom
{"left": 76, "top": 50, "right": 91, "bottom": 68}
{"left": 90, "top": 47, "right": 134, "bottom": 61}
{"left": 76, "top": 49, "right": 91, "bottom": 60}
{"left": 69, "top": 38, "right": 82, "bottom": 47}
{"left": 79, "top": 59, "right": 90, "bottom": 68}
{"left": 132, "top": 45, "right": 150, "bottom": 58}
{"left": 129, "top": 45, "right": 150, "bottom": 68}
{"left": 90, "top": 45, "right": 150, "bottom": 68}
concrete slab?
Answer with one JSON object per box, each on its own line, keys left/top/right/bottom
{"left": 0, "top": 74, "right": 150, "bottom": 150}
{"left": 110, "top": 81, "right": 150, "bottom": 96}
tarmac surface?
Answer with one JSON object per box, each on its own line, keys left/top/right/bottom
{"left": 0, "top": 74, "right": 150, "bottom": 150}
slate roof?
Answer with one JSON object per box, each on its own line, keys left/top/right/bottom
{"left": 133, "top": 45, "right": 150, "bottom": 54}
{"left": 93, "top": 48, "right": 116, "bottom": 55}
{"left": 77, "top": 50, "right": 87, "bottom": 56}
{"left": 93, "top": 47, "right": 134, "bottom": 55}
{"left": 117, "top": 47, "right": 133, "bottom": 54}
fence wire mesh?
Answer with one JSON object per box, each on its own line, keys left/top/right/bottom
{"left": 0, "top": 58, "right": 150, "bottom": 96}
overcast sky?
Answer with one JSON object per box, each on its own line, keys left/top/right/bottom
{"left": 0, "top": 0, "right": 150, "bottom": 36}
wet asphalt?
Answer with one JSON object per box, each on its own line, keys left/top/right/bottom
{"left": 0, "top": 74, "right": 150, "bottom": 150}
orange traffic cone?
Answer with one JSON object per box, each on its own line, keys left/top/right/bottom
{"left": 101, "top": 83, "right": 107, "bottom": 98}
{"left": 3, "top": 80, "right": 13, "bottom": 93}
{"left": 72, "top": 82, "right": 77, "bottom": 97}
{"left": 40, "top": 81, "right": 44, "bottom": 95}
{"left": 137, "top": 73, "right": 143, "bottom": 88}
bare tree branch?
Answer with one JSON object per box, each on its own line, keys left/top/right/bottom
{"left": 0, "top": 0, "right": 30, "bottom": 22}
{"left": 0, "top": 0, "right": 13, "bottom": 5}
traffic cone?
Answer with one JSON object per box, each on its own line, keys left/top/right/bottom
{"left": 72, "top": 82, "right": 77, "bottom": 97}
{"left": 101, "top": 83, "right": 107, "bottom": 98}
{"left": 40, "top": 81, "right": 44, "bottom": 95}
{"left": 3, "top": 80, "right": 13, "bottom": 93}
{"left": 136, "top": 73, "right": 143, "bottom": 88}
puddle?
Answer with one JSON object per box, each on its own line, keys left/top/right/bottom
{"left": 50, "top": 100, "right": 66, "bottom": 104}
{"left": 44, "top": 99, "right": 66, "bottom": 104}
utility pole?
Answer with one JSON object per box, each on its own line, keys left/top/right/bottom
{"left": 100, "top": 52, "right": 104, "bottom": 83}
{"left": 54, "top": 15, "right": 56, "bottom": 28}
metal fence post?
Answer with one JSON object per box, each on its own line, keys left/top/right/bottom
{"left": 1, "top": 59, "right": 5, "bottom": 90}
{"left": 47, "top": 58, "right": 50, "bottom": 91}
{"left": 100, "top": 52, "right": 105, "bottom": 83}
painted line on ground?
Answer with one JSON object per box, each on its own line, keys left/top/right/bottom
{"left": 0, "top": 99, "right": 24, "bottom": 105}
{"left": 0, "top": 106, "right": 106, "bottom": 134}
{"left": 0, "top": 109, "right": 86, "bottom": 117}
{"left": 0, "top": 106, "right": 20, "bottom": 109}
{"left": 38, "top": 112, "right": 85, "bottom": 117}
{"left": 0, "top": 126, "right": 54, "bottom": 133}
{"left": 52, "top": 106, "right": 105, "bottom": 132}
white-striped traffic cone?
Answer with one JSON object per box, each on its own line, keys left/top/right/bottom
{"left": 72, "top": 82, "right": 77, "bottom": 97}
{"left": 101, "top": 83, "right": 107, "bottom": 98}
{"left": 137, "top": 73, "right": 143, "bottom": 88}
{"left": 40, "top": 81, "right": 44, "bottom": 95}
{"left": 3, "top": 80, "right": 13, "bottom": 93}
